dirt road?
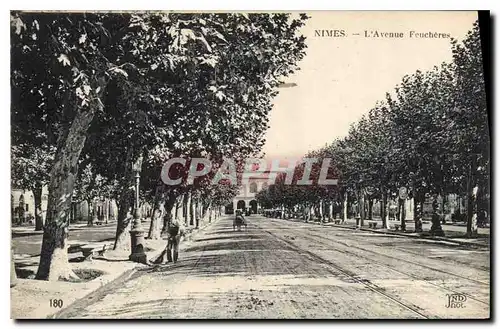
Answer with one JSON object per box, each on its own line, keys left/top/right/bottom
{"left": 56, "top": 215, "right": 490, "bottom": 319}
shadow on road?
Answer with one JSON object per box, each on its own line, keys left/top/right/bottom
{"left": 142, "top": 228, "right": 332, "bottom": 280}
{"left": 11, "top": 231, "right": 43, "bottom": 238}
{"left": 194, "top": 234, "right": 260, "bottom": 244}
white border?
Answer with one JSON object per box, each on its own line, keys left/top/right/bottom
{"left": 2, "top": 1, "right": 497, "bottom": 329}
{"left": 2, "top": 0, "right": 499, "bottom": 11}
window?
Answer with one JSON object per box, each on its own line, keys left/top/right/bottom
{"left": 25, "top": 204, "right": 29, "bottom": 211}
{"left": 249, "top": 182, "right": 258, "bottom": 193}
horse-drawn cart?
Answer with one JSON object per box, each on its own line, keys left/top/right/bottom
{"left": 233, "top": 210, "right": 247, "bottom": 231}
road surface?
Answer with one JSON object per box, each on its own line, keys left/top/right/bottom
{"left": 56, "top": 215, "right": 490, "bottom": 319}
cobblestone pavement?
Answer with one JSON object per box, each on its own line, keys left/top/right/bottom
{"left": 56, "top": 216, "right": 490, "bottom": 319}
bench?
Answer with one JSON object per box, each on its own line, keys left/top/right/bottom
{"left": 368, "top": 222, "right": 378, "bottom": 229}
{"left": 334, "top": 219, "right": 341, "bottom": 224}
{"left": 94, "top": 220, "right": 104, "bottom": 226}
{"left": 81, "top": 243, "right": 109, "bottom": 260}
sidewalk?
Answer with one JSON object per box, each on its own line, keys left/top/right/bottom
{"left": 279, "top": 217, "right": 489, "bottom": 248}
{"left": 11, "top": 215, "right": 227, "bottom": 319}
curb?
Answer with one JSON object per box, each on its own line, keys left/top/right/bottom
{"left": 278, "top": 217, "right": 489, "bottom": 248}
{"left": 356, "top": 226, "right": 489, "bottom": 248}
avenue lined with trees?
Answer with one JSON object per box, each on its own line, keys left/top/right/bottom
{"left": 11, "top": 12, "right": 308, "bottom": 281}
{"left": 10, "top": 12, "right": 491, "bottom": 320}
{"left": 11, "top": 13, "right": 489, "bottom": 285}
{"left": 256, "top": 21, "right": 490, "bottom": 237}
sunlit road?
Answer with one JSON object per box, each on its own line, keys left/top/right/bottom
{"left": 56, "top": 215, "right": 490, "bottom": 319}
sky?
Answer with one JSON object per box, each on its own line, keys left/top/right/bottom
{"left": 262, "top": 11, "right": 479, "bottom": 161}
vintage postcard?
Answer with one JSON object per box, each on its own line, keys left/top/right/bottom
{"left": 10, "top": 10, "right": 490, "bottom": 319}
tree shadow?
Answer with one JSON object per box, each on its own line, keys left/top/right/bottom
{"left": 144, "top": 232, "right": 333, "bottom": 279}
{"left": 194, "top": 234, "right": 263, "bottom": 244}
{"left": 11, "top": 231, "right": 43, "bottom": 238}
{"left": 204, "top": 229, "right": 255, "bottom": 236}
{"left": 15, "top": 267, "right": 35, "bottom": 279}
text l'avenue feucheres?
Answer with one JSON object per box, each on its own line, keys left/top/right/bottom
{"left": 314, "top": 29, "right": 451, "bottom": 39}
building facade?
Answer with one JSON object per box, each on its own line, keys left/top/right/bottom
{"left": 225, "top": 159, "right": 295, "bottom": 215}
{"left": 11, "top": 186, "right": 120, "bottom": 225}
{"left": 11, "top": 187, "right": 49, "bottom": 224}
{"left": 228, "top": 176, "right": 270, "bottom": 214}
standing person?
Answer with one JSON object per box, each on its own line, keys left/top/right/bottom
{"left": 154, "top": 216, "right": 185, "bottom": 264}
{"left": 167, "top": 216, "right": 185, "bottom": 262}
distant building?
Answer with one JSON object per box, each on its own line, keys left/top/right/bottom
{"left": 226, "top": 158, "right": 292, "bottom": 215}
{"left": 228, "top": 176, "right": 270, "bottom": 215}
{"left": 11, "top": 186, "right": 49, "bottom": 224}
{"left": 11, "top": 186, "right": 119, "bottom": 225}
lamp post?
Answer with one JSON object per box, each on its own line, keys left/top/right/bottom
{"left": 129, "top": 155, "right": 147, "bottom": 264}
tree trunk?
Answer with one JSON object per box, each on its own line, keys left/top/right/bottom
{"left": 318, "top": 200, "right": 324, "bottom": 223}
{"left": 343, "top": 192, "right": 348, "bottom": 222}
{"left": 441, "top": 194, "right": 447, "bottom": 224}
{"left": 164, "top": 193, "right": 177, "bottom": 233}
{"left": 368, "top": 198, "right": 373, "bottom": 220}
{"left": 195, "top": 199, "right": 200, "bottom": 228}
{"left": 114, "top": 195, "right": 134, "bottom": 251}
{"left": 204, "top": 202, "right": 212, "bottom": 221}
{"left": 104, "top": 199, "right": 109, "bottom": 224}
{"left": 381, "top": 189, "right": 388, "bottom": 229}
{"left": 18, "top": 194, "right": 25, "bottom": 225}
{"left": 189, "top": 192, "right": 194, "bottom": 226}
{"left": 35, "top": 97, "right": 101, "bottom": 281}
{"left": 430, "top": 194, "right": 445, "bottom": 236}
{"left": 182, "top": 192, "right": 189, "bottom": 225}
{"left": 380, "top": 198, "right": 383, "bottom": 219}
{"left": 466, "top": 156, "right": 475, "bottom": 236}
{"left": 109, "top": 200, "right": 116, "bottom": 221}
{"left": 202, "top": 201, "right": 209, "bottom": 219}
{"left": 457, "top": 195, "right": 462, "bottom": 219}
{"left": 175, "top": 199, "right": 181, "bottom": 220}
{"left": 113, "top": 151, "right": 139, "bottom": 252}
{"left": 92, "top": 199, "right": 98, "bottom": 225}
{"left": 414, "top": 191, "right": 423, "bottom": 233}
{"left": 87, "top": 199, "right": 93, "bottom": 226}
{"left": 147, "top": 186, "right": 165, "bottom": 240}
{"left": 359, "top": 188, "right": 365, "bottom": 227}
{"left": 399, "top": 198, "right": 406, "bottom": 231}
{"left": 34, "top": 185, "right": 44, "bottom": 231}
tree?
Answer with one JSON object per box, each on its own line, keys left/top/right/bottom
{"left": 78, "top": 13, "right": 310, "bottom": 245}
{"left": 260, "top": 20, "right": 489, "bottom": 237}
{"left": 450, "top": 21, "right": 489, "bottom": 235}
{"left": 11, "top": 11, "right": 310, "bottom": 280}
{"left": 12, "top": 12, "right": 145, "bottom": 280}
